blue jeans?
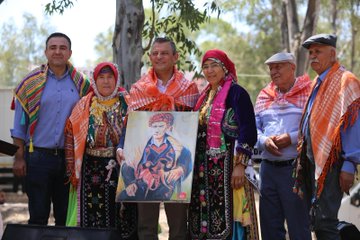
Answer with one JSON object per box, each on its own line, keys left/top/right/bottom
{"left": 25, "top": 149, "right": 69, "bottom": 225}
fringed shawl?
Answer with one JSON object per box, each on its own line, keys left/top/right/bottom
{"left": 255, "top": 74, "right": 311, "bottom": 114}
{"left": 65, "top": 92, "right": 93, "bottom": 187}
{"left": 14, "top": 62, "right": 91, "bottom": 150}
{"left": 298, "top": 62, "right": 360, "bottom": 198}
{"left": 128, "top": 67, "right": 199, "bottom": 111}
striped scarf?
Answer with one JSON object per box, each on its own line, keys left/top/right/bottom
{"left": 297, "top": 62, "right": 360, "bottom": 198}
{"left": 14, "top": 62, "right": 91, "bottom": 151}
{"left": 128, "top": 67, "right": 199, "bottom": 111}
{"left": 255, "top": 74, "right": 311, "bottom": 114}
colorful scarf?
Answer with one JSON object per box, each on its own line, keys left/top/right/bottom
{"left": 255, "top": 74, "right": 311, "bottom": 114}
{"left": 128, "top": 67, "right": 199, "bottom": 111}
{"left": 194, "top": 75, "right": 233, "bottom": 155}
{"left": 296, "top": 62, "right": 360, "bottom": 198}
{"left": 14, "top": 62, "right": 91, "bottom": 151}
{"left": 65, "top": 92, "right": 93, "bottom": 187}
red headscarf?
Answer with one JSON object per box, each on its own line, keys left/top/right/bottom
{"left": 201, "top": 49, "right": 237, "bottom": 80}
{"left": 93, "top": 62, "right": 119, "bottom": 82}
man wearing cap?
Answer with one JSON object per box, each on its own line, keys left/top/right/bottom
{"left": 294, "top": 33, "right": 360, "bottom": 239}
{"left": 255, "top": 52, "right": 312, "bottom": 240}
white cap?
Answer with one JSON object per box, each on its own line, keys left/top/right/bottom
{"left": 264, "top": 52, "right": 295, "bottom": 65}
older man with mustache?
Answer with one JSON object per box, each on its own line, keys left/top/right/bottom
{"left": 293, "top": 33, "right": 360, "bottom": 240}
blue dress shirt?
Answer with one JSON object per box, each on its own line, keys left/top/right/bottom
{"left": 11, "top": 69, "right": 81, "bottom": 149}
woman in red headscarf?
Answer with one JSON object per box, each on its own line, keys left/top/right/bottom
{"left": 64, "top": 62, "right": 137, "bottom": 239}
{"left": 188, "top": 50, "right": 259, "bottom": 239}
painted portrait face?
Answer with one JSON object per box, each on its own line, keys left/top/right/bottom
{"left": 150, "top": 121, "right": 170, "bottom": 141}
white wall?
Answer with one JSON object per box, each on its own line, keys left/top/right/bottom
{"left": 0, "top": 89, "right": 14, "bottom": 143}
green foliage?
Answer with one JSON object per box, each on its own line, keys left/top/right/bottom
{"left": 94, "top": 27, "right": 114, "bottom": 64}
{"left": 45, "top": 0, "right": 74, "bottom": 15}
{"left": 0, "top": 14, "right": 50, "bottom": 87}
{"left": 142, "top": 0, "right": 221, "bottom": 73}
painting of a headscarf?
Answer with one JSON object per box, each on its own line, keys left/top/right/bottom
{"left": 116, "top": 111, "right": 198, "bottom": 202}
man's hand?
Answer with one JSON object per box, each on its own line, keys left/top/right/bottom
{"left": 13, "top": 138, "right": 26, "bottom": 177}
{"left": 167, "top": 167, "right": 184, "bottom": 183}
{"left": 125, "top": 183, "right": 138, "bottom": 196}
{"left": 272, "top": 133, "right": 291, "bottom": 149}
{"left": 13, "top": 156, "right": 26, "bottom": 177}
{"left": 265, "top": 136, "right": 282, "bottom": 156}
{"left": 339, "top": 171, "right": 355, "bottom": 195}
{"left": 231, "top": 164, "right": 245, "bottom": 189}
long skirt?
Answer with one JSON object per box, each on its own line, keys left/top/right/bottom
{"left": 188, "top": 125, "right": 259, "bottom": 240}
{"left": 80, "top": 154, "right": 138, "bottom": 239}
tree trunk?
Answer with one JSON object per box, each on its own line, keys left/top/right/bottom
{"left": 285, "top": 0, "right": 300, "bottom": 52}
{"left": 114, "top": 0, "right": 144, "bottom": 90}
{"left": 331, "top": 0, "right": 337, "bottom": 33}
{"left": 280, "top": 1, "right": 290, "bottom": 51}
{"left": 296, "top": 0, "right": 320, "bottom": 76}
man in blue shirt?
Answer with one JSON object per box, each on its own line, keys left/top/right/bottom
{"left": 11, "top": 32, "right": 90, "bottom": 225}
{"left": 255, "top": 52, "right": 312, "bottom": 240}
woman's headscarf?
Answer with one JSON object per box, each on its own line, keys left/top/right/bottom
{"left": 201, "top": 49, "right": 237, "bottom": 81}
{"left": 92, "top": 62, "right": 121, "bottom": 100}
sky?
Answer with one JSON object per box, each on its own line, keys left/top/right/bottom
{"left": 0, "top": 0, "right": 117, "bottom": 67}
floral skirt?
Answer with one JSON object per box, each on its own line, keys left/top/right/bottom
{"left": 80, "top": 154, "right": 137, "bottom": 239}
{"left": 188, "top": 125, "right": 259, "bottom": 240}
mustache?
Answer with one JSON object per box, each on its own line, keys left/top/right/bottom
{"left": 309, "top": 59, "right": 320, "bottom": 64}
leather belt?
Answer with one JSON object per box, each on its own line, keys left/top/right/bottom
{"left": 31, "top": 147, "right": 65, "bottom": 156}
{"left": 262, "top": 159, "right": 295, "bottom": 167}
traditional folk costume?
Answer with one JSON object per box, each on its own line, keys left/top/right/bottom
{"left": 13, "top": 62, "right": 90, "bottom": 152}
{"left": 64, "top": 62, "right": 137, "bottom": 239}
{"left": 188, "top": 49, "right": 259, "bottom": 240}
{"left": 128, "top": 67, "right": 199, "bottom": 111}
{"left": 294, "top": 61, "right": 360, "bottom": 238}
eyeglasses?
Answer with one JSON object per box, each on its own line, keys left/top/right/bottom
{"left": 202, "top": 62, "right": 221, "bottom": 71}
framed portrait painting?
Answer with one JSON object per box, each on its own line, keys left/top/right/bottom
{"left": 116, "top": 111, "right": 199, "bottom": 203}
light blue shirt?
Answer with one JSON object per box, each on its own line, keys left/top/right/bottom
{"left": 11, "top": 69, "right": 81, "bottom": 149}
{"left": 256, "top": 100, "right": 303, "bottom": 160}
{"left": 341, "top": 110, "right": 360, "bottom": 174}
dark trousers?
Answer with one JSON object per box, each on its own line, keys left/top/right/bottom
{"left": 309, "top": 163, "right": 342, "bottom": 240}
{"left": 137, "top": 202, "right": 188, "bottom": 240}
{"left": 260, "top": 161, "right": 312, "bottom": 240}
{"left": 25, "top": 149, "right": 69, "bottom": 225}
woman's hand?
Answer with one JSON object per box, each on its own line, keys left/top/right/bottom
{"left": 231, "top": 164, "right": 245, "bottom": 189}
{"left": 116, "top": 148, "right": 125, "bottom": 165}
